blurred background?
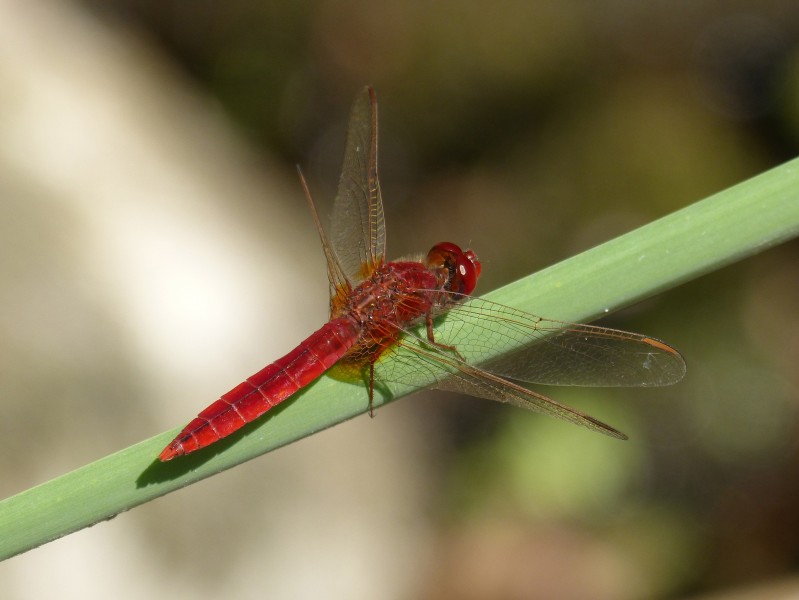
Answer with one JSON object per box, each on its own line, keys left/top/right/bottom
{"left": 1, "top": 1, "right": 798, "bottom": 598}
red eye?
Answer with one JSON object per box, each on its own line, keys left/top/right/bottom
{"left": 455, "top": 254, "right": 477, "bottom": 294}
{"left": 465, "top": 249, "right": 481, "bottom": 278}
{"left": 427, "top": 242, "right": 482, "bottom": 295}
{"left": 428, "top": 241, "right": 462, "bottom": 258}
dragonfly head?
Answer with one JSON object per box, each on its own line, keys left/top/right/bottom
{"left": 426, "top": 242, "right": 482, "bottom": 295}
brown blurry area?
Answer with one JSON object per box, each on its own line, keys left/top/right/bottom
{"left": 2, "top": 0, "right": 799, "bottom": 598}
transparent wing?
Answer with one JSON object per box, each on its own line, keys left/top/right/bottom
{"left": 370, "top": 295, "right": 684, "bottom": 439}
{"left": 297, "top": 167, "right": 351, "bottom": 304}
{"left": 330, "top": 85, "right": 386, "bottom": 284}
{"left": 421, "top": 294, "right": 686, "bottom": 387}
{"left": 374, "top": 328, "right": 628, "bottom": 440}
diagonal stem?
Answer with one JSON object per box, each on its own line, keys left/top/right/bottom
{"left": 1, "top": 157, "right": 798, "bottom": 561}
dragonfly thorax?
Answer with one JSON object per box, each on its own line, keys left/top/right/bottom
{"left": 344, "top": 261, "right": 439, "bottom": 327}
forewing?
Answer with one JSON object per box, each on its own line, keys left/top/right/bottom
{"left": 331, "top": 86, "right": 386, "bottom": 283}
{"left": 417, "top": 294, "right": 686, "bottom": 387}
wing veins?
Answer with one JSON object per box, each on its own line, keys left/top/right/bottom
{"left": 375, "top": 329, "right": 627, "bottom": 439}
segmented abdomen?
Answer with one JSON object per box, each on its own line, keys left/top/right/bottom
{"left": 159, "top": 316, "right": 361, "bottom": 461}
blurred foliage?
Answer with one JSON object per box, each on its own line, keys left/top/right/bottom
{"left": 81, "top": 0, "right": 799, "bottom": 597}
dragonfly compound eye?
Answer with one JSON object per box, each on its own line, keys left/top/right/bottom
{"left": 427, "top": 242, "right": 481, "bottom": 295}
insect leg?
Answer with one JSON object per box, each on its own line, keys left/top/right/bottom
{"left": 368, "top": 360, "right": 376, "bottom": 417}
{"left": 425, "top": 313, "right": 465, "bottom": 361}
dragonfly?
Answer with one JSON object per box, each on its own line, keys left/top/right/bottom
{"left": 159, "top": 86, "right": 685, "bottom": 461}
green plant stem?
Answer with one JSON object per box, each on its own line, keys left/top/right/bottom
{"left": 1, "top": 157, "right": 798, "bottom": 561}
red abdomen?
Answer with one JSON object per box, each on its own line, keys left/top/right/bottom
{"left": 159, "top": 316, "right": 361, "bottom": 461}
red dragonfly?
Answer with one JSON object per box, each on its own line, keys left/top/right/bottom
{"left": 159, "top": 86, "right": 685, "bottom": 461}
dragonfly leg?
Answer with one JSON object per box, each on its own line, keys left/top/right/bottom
{"left": 368, "top": 360, "right": 376, "bottom": 418}
{"left": 426, "top": 314, "right": 465, "bottom": 361}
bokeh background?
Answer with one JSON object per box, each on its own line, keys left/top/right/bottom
{"left": 1, "top": 1, "right": 799, "bottom": 598}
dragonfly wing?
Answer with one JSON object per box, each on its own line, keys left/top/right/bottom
{"left": 422, "top": 294, "right": 686, "bottom": 387}
{"left": 331, "top": 85, "right": 386, "bottom": 283}
{"left": 374, "top": 329, "right": 628, "bottom": 439}
{"left": 297, "top": 167, "right": 352, "bottom": 303}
